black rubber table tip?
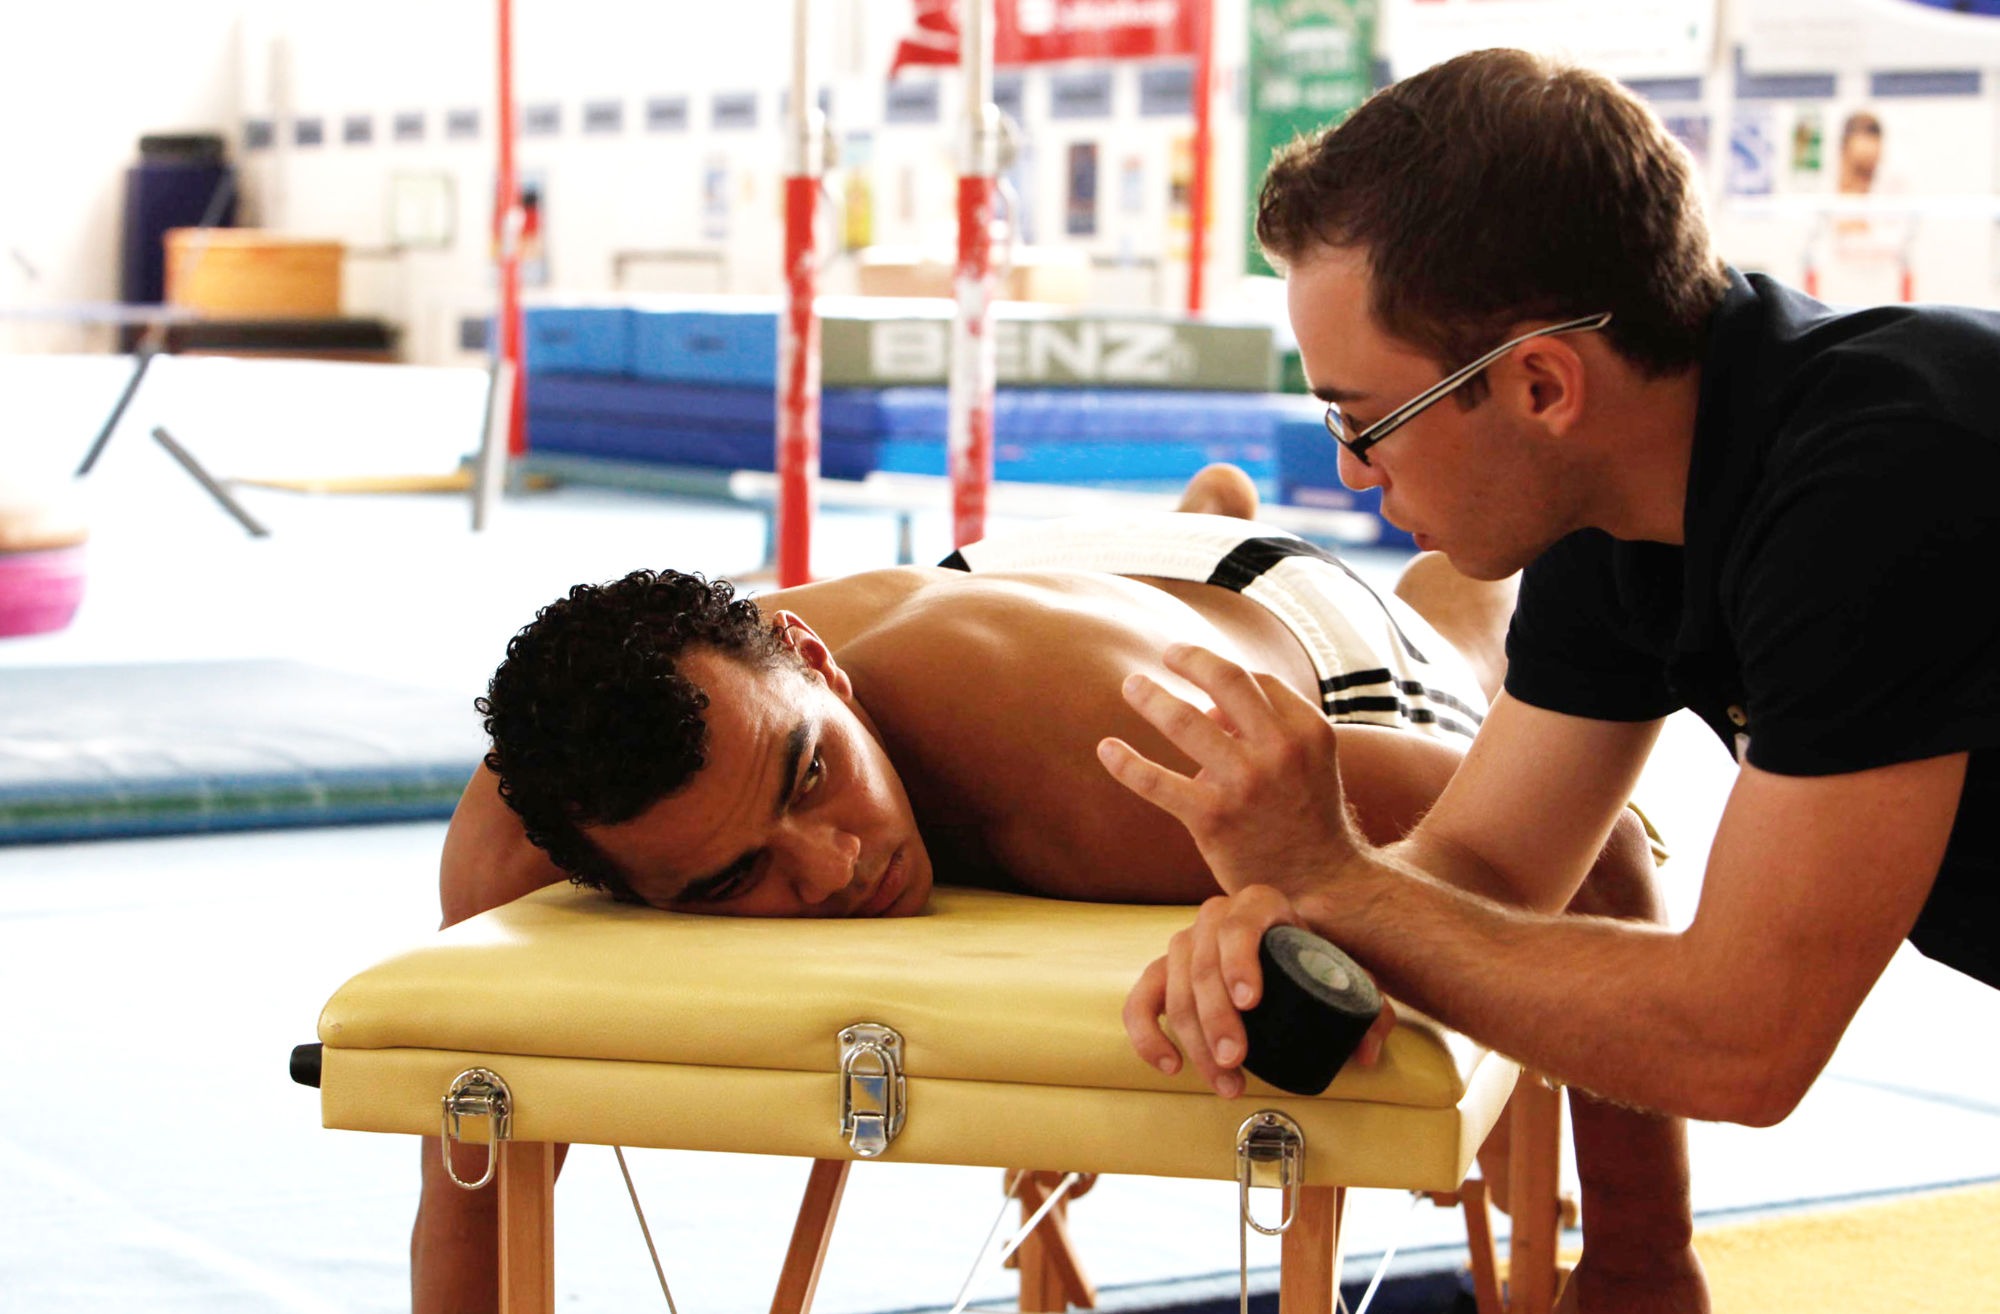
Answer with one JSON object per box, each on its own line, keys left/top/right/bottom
{"left": 1241, "top": 926, "right": 1383, "bottom": 1096}
{"left": 290, "top": 1043, "right": 323, "bottom": 1089}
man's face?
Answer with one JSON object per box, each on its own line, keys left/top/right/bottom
{"left": 586, "top": 636, "right": 934, "bottom": 918}
{"left": 1286, "top": 245, "right": 1577, "bottom": 580}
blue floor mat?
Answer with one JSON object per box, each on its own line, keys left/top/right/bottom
{"left": 0, "top": 661, "right": 483, "bottom": 843}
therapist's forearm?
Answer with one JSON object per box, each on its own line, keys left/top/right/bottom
{"left": 1300, "top": 856, "right": 1769, "bottom": 1122}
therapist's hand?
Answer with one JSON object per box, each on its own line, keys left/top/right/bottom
{"left": 1096, "top": 642, "right": 1365, "bottom": 899}
{"left": 1098, "top": 643, "right": 1386, "bottom": 1094}
{"left": 1119, "top": 884, "right": 1398, "bottom": 1096}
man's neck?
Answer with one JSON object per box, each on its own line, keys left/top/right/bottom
{"left": 1579, "top": 364, "right": 1703, "bottom": 546}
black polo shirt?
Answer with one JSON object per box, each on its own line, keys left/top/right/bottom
{"left": 1504, "top": 269, "right": 2000, "bottom": 990}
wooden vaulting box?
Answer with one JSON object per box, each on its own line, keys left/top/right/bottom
{"left": 165, "top": 229, "right": 343, "bottom": 318}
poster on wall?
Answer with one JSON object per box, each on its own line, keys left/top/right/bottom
{"left": 1244, "top": 0, "right": 1378, "bottom": 276}
{"left": 493, "top": 171, "right": 549, "bottom": 287}
{"left": 1742, "top": 0, "right": 2000, "bottom": 71}
{"left": 1724, "top": 91, "right": 1994, "bottom": 304}
{"left": 1382, "top": 0, "right": 1713, "bottom": 79}
{"left": 1727, "top": 110, "right": 1780, "bottom": 197}
{"left": 1066, "top": 141, "right": 1100, "bottom": 236}
{"left": 701, "top": 157, "right": 730, "bottom": 243}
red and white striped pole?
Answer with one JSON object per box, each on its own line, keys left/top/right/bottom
{"left": 1185, "top": 0, "right": 1214, "bottom": 315}
{"left": 949, "top": 0, "right": 999, "bottom": 548}
{"left": 495, "top": 0, "right": 525, "bottom": 460}
{"left": 777, "top": 0, "right": 825, "bottom": 587}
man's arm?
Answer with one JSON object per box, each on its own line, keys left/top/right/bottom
{"left": 1105, "top": 644, "right": 1964, "bottom": 1122}
{"left": 1318, "top": 751, "right": 1962, "bottom": 1122}
{"left": 1392, "top": 694, "right": 1660, "bottom": 909}
{"left": 415, "top": 766, "right": 570, "bottom": 1314}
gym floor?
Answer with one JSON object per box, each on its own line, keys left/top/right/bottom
{"left": 2, "top": 355, "right": 1996, "bottom": 1311}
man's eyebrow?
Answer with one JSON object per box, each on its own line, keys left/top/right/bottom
{"left": 1312, "top": 384, "right": 1371, "bottom": 404}
{"left": 770, "top": 718, "right": 812, "bottom": 820}
{"left": 676, "top": 718, "right": 814, "bottom": 903}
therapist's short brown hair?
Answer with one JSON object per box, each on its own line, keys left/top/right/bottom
{"left": 1256, "top": 48, "right": 1728, "bottom": 377}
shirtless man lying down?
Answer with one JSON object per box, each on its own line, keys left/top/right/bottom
{"left": 416, "top": 467, "right": 1695, "bottom": 1311}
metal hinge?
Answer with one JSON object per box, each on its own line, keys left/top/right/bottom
{"left": 838, "top": 1023, "right": 906, "bottom": 1158}
{"left": 440, "top": 1067, "right": 513, "bottom": 1190}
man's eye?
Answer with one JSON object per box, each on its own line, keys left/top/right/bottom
{"left": 800, "top": 752, "right": 826, "bottom": 797}
{"left": 714, "top": 873, "right": 756, "bottom": 901}
{"left": 703, "top": 864, "right": 761, "bottom": 904}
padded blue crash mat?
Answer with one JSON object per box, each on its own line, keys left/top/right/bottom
{"left": 0, "top": 661, "right": 482, "bottom": 843}
{"left": 526, "top": 377, "right": 1299, "bottom": 485}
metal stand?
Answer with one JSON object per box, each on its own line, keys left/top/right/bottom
{"left": 75, "top": 345, "right": 159, "bottom": 477}
{"left": 150, "top": 426, "right": 270, "bottom": 537}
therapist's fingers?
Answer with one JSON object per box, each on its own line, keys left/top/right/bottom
{"left": 1123, "top": 956, "right": 1182, "bottom": 1076}
{"left": 1097, "top": 736, "right": 1203, "bottom": 820}
{"left": 1187, "top": 899, "right": 1251, "bottom": 1098}
{"left": 1160, "top": 925, "right": 1230, "bottom": 1094}
{"left": 1118, "top": 671, "right": 1240, "bottom": 763}
{"left": 1160, "top": 644, "right": 1281, "bottom": 740}
{"left": 1354, "top": 999, "right": 1399, "bottom": 1068}
{"left": 1253, "top": 669, "right": 1342, "bottom": 739}
{"left": 1215, "top": 891, "right": 1285, "bottom": 1012}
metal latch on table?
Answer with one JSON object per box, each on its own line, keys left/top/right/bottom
{"left": 1236, "top": 1110, "right": 1304, "bottom": 1236}
{"left": 440, "top": 1067, "right": 513, "bottom": 1190}
{"left": 1235, "top": 1111, "right": 1306, "bottom": 1314}
{"left": 838, "top": 1023, "right": 906, "bottom": 1157}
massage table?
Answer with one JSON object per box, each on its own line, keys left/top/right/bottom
{"left": 302, "top": 885, "right": 1569, "bottom": 1312}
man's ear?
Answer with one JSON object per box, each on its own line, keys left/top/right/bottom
{"left": 770, "top": 610, "right": 854, "bottom": 698}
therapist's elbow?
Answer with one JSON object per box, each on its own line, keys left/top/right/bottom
{"left": 1699, "top": 1070, "right": 1813, "bottom": 1128}
{"left": 1675, "top": 1021, "right": 1831, "bottom": 1127}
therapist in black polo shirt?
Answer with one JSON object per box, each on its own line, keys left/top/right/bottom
{"left": 1098, "top": 47, "right": 1999, "bottom": 1314}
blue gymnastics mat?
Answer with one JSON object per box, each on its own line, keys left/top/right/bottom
{"left": 0, "top": 661, "right": 483, "bottom": 843}
{"left": 526, "top": 376, "right": 1302, "bottom": 485}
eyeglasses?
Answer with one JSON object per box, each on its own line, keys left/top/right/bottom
{"left": 1324, "top": 311, "right": 1614, "bottom": 466}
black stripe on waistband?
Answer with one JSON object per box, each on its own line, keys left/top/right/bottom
{"left": 1205, "top": 536, "right": 1341, "bottom": 591}
{"left": 1207, "top": 537, "right": 1431, "bottom": 665}
{"left": 1323, "top": 698, "right": 1481, "bottom": 741}
{"left": 938, "top": 550, "right": 970, "bottom": 571}
{"left": 1320, "top": 670, "right": 1486, "bottom": 728}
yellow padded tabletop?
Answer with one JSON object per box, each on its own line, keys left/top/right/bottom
{"left": 317, "top": 886, "right": 1518, "bottom": 1189}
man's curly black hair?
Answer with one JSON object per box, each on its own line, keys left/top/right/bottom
{"left": 476, "top": 568, "right": 784, "bottom": 900}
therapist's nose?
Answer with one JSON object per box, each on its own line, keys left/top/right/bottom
{"left": 1338, "top": 440, "right": 1382, "bottom": 491}
{"left": 776, "top": 820, "right": 862, "bottom": 905}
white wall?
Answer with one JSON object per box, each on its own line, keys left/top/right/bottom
{"left": 0, "top": 1, "right": 243, "bottom": 352}
{"left": 226, "top": 0, "right": 1250, "bottom": 361}
{"left": 13, "top": 1, "right": 2000, "bottom": 366}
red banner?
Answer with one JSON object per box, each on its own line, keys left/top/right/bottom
{"left": 999, "top": 0, "right": 1195, "bottom": 63}
{"left": 893, "top": 0, "right": 1196, "bottom": 75}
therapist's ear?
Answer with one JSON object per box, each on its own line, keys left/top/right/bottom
{"left": 770, "top": 610, "right": 854, "bottom": 698}
{"left": 1513, "top": 336, "right": 1589, "bottom": 437}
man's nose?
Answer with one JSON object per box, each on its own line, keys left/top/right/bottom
{"left": 778, "top": 822, "right": 861, "bottom": 903}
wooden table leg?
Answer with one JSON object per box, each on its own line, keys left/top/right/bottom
{"left": 1506, "top": 1075, "right": 1565, "bottom": 1314}
{"left": 1279, "top": 1185, "right": 1345, "bottom": 1314}
{"left": 770, "top": 1159, "right": 852, "bottom": 1314}
{"left": 498, "top": 1141, "right": 555, "bottom": 1314}
{"left": 1457, "top": 1177, "right": 1506, "bottom": 1314}
{"left": 1016, "top": 1173, "right": 1096, "bottom": 1311}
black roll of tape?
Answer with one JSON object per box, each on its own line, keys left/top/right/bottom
{"left": 1241, "top": 925, "right": 1384, "bottom": 1096}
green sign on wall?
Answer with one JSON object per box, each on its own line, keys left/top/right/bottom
{"left": 1245, "top": 0, "right": 1378, "bottom": 276}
